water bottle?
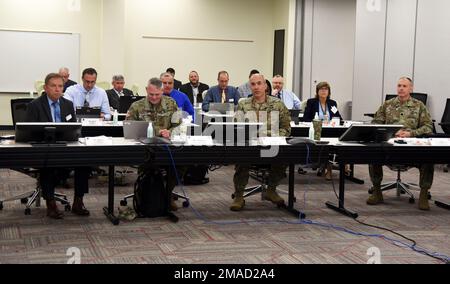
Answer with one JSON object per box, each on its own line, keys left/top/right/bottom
{"left": 113, "top": 109, "right": 118, "bottom": 125}
{"left": 147, "top": 122, "right": 154, "bottom": 138}
{"left": 308, "top": 123, "right": 315, "bottom": 140}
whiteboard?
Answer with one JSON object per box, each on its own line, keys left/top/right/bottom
{"left": 0, "top": 30, "right": 80, "bottom": 93}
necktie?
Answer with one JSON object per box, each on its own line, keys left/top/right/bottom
{"left": 277, "top": 91, "right": 282, "bottom": 99}
{"left": 221, "top": 89, "right": 226, "bottom": 103}
{"left": 84, "top": 93, "right": 90, "bottom": 107}
{"left": 52, "top": 102, "right": 61, "bottom": 122}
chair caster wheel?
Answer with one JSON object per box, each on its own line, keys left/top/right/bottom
{"left": 182, "top": 201, "right": 190, "bottom": 208}
{"left": 231, "top": 194, "right": 235, "bottom": 199}
{"left": 409, "top": 198, "right": 415, "bottom": 204}
{"left": 0, "top": 202, "right": 3, "bottom": 210}
{"left": 65, "top": 205, "right": 71, "bottom": 212}
{"left": 368, "top": 189, "right": 373, "bottom": 194}
{"left": 120, "top": 200, "right": 127, "bottom": 206}
{"left": 25, "top": 208, "right": 31, "bottom": 215}
{"left": 21, "top": 198, "right": 28, "bottom": 204}
{"left": 428, "top": 193, "right": 432, "bottom": 200}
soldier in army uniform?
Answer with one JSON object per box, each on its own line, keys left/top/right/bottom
{"left": 368, "top": 77, "right": 434, "bottom": 210}
{"left": 230, "top": 74, "right": 291, "bottom": 211}
{"left": 127, "top": 77, "right": 184, "bottom": 211}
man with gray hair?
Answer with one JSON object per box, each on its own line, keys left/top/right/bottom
{"left": 106, "top": 74, "right": 134, "bottom": 110}
{"left": 59, "top": 67, "right": 77, "bottom": 92}
{"left": 126, "top": 77, "right": 184, "bottom": 211}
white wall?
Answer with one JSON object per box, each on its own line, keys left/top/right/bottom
{"left": 302, "top": 0, "right": 356, "bottom": 119}
{"left": 123, "top": 0, "right": 276, "bottom": 95}
{"left": 0, "top": 0, "right": 102, "bottom": 81}
{"left": 352, "top": 0, "right": 450, "bottom": 132}
{"left": 0, "top": 0, "right": 294, "bottom": 125}
{"left": 414, "top": 0, "right": 450, "bottom": 132}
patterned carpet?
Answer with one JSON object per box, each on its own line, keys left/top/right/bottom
{"left": 0, "top": 164, "right": 449, "bottom": 264}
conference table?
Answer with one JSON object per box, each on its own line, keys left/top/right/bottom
{"left": 322, "top": 137, "right": 450, "bottom": 218}
{"left": 0, "top": 137, "right": 331, "bottom": 225}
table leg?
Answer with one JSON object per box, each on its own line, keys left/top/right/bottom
{"left": 326, "top": 163, "right": 359, "bottom": 219}
{"left": 283, "top": 164, "right": 306, "bottom": 219}
{"left": 344, "top": 164, "right": 365, "bottom": 185}
{"left": 103, "top": 165, "right": 120, "bottom": 225}
{"left": 435, "top": 201, "right": 450, "bottom": 210}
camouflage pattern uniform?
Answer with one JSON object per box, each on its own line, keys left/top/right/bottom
{"left": 126, "top": 95, "right": 181, "bottom": 135}
{"left": 370, "top": 96, "right": 434, "bottom": 190}
{"left": 232, "top": 96, "right": 291, "bottom": 208}
{"left": 126, "top": 95, "right": 184, "bottom": 210}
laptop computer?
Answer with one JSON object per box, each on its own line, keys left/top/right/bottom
{"left": 209, "top": 103, "right": 234, "bottom": 114}
{"left": 123, "top": 120, "right": 149, "bottom": 139}
{"left": 76, "top": 107, "right": 101, "bottom": 118}
{"left": 119, "top": 96, "right": 145, "bottom": 114}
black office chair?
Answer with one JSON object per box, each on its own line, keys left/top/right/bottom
{"left": 0, "top": 98, "right": 71, "bottom": 214}
{"left": 231, "top": 166, "right": 295, "bottom": 203}
{"left": 439, "top": 99, "right": 450, "bottom": 172}
{"left": 367, "top": 93, "right": 432, "bottom": 202}
{"left": 364, "top": 93, "right": 428, "bottom": 118}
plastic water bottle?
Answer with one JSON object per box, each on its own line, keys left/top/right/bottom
{"left": 113, "top": 109, "right": 118, "bottom": 125}
{"left": 147, "top": 122, "right": 154, "bottom": 138}
{"left": 308, "top": 123, "right": 315, "bottom": 140}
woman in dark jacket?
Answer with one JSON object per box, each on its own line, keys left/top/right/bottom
{"left": 303, "top": 82, "right": 346, "bottom": 180}
{"left": 303, "top": 81, "right": 342, "bottom": 122}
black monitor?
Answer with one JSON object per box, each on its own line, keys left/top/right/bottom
{"left": 15, "top": 122, "right": 82, "bottom": 145}
{"left": 339, "top": 124, "right": 403, "bottom": 143}
{"left": 206, "top": 122, "right": 262, "bottom": 145}
{"left": 119, "top": 96, "right": 145, "bottom": 114}
{"left": 76, "top": 106, "right": 101, "bottom": 119}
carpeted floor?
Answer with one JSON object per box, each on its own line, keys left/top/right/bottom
{"left": 0, "top": 164, "right": 449, "bottom": 264}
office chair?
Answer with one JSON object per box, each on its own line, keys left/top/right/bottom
{"left": 367, "top": 92, "right": 432, "bottom": 203}
{"left": 202, "top": 90, "right": 208, "bottom": 101}
{"left": 0, "top": 99, "right": 71, "bottom": 215}
{"left": 131, "top": 84, "right": 140, "bottom": 96}
{"left": 231, "top": 166, "right": 295, "bottom": 203}
{"left": 34, "top": 81, "right": 45, "bottom": 96}
{"left": 364, "top": 93, "right": 428, "bottom": 118}
{"left": 439, "top": 99, "right": 450, "bottom": 172}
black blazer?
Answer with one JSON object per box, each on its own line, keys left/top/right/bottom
{"left": 106, "top": 88, "right": 134, "bottom": 110}
{"left": 63, "top": 79, "right": 77, "bottom": 92}
{"left": 174, "top": 79, "right": 182, "bottom": 90}
{"left": 179, "top": 83, "right": 210, "bottom": 104}
{"left": 303, "top": 98, "right": 343, "bottom": 122}
{"left": 26, "top": 94, "right": 77, "bottom": 123}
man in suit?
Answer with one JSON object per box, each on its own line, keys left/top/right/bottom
{"left": 26, "top": 73, "right": 91, "bottom": 219}
{"left": 59, "top": 67, "right": 77, "bottom": 92}
{"left": 179, "top": 71, "right": 209, "bottom": 105}
{"left": 106, "top": 75, "right": 134, "bottom": 110}
{"left": 202, "top": 71, "right": 240, "bottom": 112}
{"left": 166, "top": 67, "right": 182, "bottom": 90}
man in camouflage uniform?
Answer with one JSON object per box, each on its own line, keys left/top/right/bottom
{"left": 231, "top": 74, "right": 291, "bottom": 211}
{"left": 127, "top": 77, "right": 184, "bottom": 211}
{"left": 368, "top": 77, "right": 434, "bottom": 210}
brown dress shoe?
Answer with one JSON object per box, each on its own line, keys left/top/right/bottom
{"left": 46, "top": 199, "right": 64, "bottom": 219}
{"left": 72, "top": 196, "right": 90, "bottom": 216}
